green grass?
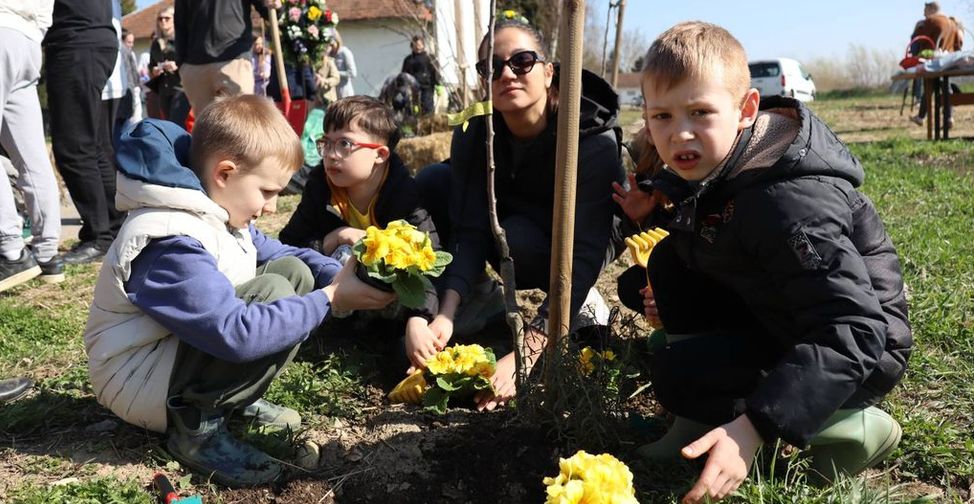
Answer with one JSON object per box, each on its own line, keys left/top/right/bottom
{"left": 9, "top": 477, "right": 154, "bottom": 504}
{"left": 848, "top": 138, "right": 974, "bottom": 490}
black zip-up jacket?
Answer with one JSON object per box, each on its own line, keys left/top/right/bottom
{"left": 279, "top": 153, "right": 439, "bottom": 320}
{"left": 174, "top": 0, "right": 266, "bottom": 65}
{"left": 401, "top": 52, "right": 438, "bottom": 89}
{"left": 649, "top": 96, "right": 912, "bottom": 447}
{"left": 443, "top": 68, "right": 625, "bottom": 318}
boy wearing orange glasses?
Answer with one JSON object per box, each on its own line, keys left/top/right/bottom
{"left": 280, "top": 95, "right": 442, "bottom": 374}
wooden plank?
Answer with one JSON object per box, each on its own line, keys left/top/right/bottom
{"left": 949, "top": 93, "right": 974, "bottom": 106}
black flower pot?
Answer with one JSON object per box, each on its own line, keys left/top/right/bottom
{"left": 355, "top": 263, "right": 395, "bottom": 292}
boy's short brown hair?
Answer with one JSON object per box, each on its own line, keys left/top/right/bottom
{"left": 189, "top": 95, "right": 303, "bottom": 179}
{"left": 324, "top": 96, "right": 401, "bottom": 151}
{"left": 641, "top": 21, "right": 750, "bottom": 102}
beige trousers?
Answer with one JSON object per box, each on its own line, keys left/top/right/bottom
{"left": 179, "top": 58, "right": 254, "bottom": 114}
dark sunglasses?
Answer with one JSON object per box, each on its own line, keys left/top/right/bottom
{"left": 475, "top": 50, "right": 544, "bottom": 81}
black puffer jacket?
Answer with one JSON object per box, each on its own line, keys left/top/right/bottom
{"left": 649, "top": 96, "right": 911, "bottom": 447}
{"left": 443, "top": 68, "right": 625, "bottom": 318}
{"left": 279, "top": 153, "right": 439, "bottom": 320}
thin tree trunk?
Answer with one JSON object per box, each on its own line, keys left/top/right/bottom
{"left": 548, "top": 0, "right": 585, "bottom": 348}
{"left": 483, "top": 0, "right": 528, "bottom": 387}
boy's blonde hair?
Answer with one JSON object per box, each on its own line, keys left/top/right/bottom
{"left": 641, "top": 21, "right": 750, "bottom": 102}
{"left": 189, "top": 95, "right": 303, "bottom": 179}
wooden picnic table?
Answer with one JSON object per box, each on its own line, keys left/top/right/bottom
{"left": 892, "top": 66, "right": 974, "bottom": 140}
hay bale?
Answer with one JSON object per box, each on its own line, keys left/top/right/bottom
{"left": 397, "top": 132, "right": 452, "bottom": 173}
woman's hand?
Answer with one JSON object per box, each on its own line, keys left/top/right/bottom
{"left": 681, "top": 414, "right": 763, "bottom": 504}
{"left": 612, "top": 172, "right": 658, "bottom": 224}
{"left": 475, "top": 351, "right": 517, "bottom": 411}
{"left": 322, "top": 258, "right": 397, "bottom": 312}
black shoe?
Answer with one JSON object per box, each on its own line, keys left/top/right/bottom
{"left": 37, "top": 255, "right": 65, "bottom": 284}
{"left": 0, "top": 377, "right": 33, "bottom": 404}
{"left": 63, "top": 242, "right": 106, "bottom": 265}
{"left": 0, "top": 250, "right": 41, "bottom": 293}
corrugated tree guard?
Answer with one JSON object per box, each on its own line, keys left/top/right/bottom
{"left": 482, "top": 0, "right": 529, "bottom": 388}
{"left": 548, "top": 0, "right": 585, "bottom": 345}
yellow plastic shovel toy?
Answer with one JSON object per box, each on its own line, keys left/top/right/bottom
{"left": 388, "top": 369, "right": 428, "bottom": 404}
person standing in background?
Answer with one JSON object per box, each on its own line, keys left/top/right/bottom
{"left": 331, "top": 31, "right": 356, "bottom": 99}
{"left": 0, "top": 0, "right": 64, "bottom": 288}
{"left": 252, "top": 35, "right": 271, "bottom": 97}
{"left": 175, "top": 0, "right": 281, "bottom": 113}
{"left": 148, "top": 7, "right": 188, "bottom": 127}
{"left": 401, "top": 35, "right": 438, "bottom": 115}
{"left": 43, "top": 0, "right": 122, "bottom": 265}
{"left": 117, "top": 28, "right": 143, "bottom": 137}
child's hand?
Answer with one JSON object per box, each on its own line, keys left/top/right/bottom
{"left": 322, "top": 258, "right": 397, "bottom": 312}
{"left": 404, "top": 317, "right": 443, "bottom": 371}
{"left": 612, "top": 173, "right": 658, "bottom": 224}
{"left": 337, "top": 227, "right": 367, "bottom": 246}
{"left": 681, "top": 414, "right": 763, "bottom": 504}
{"left": 641, "top": 285, "right": 661, "bottom": 327}
{"left": 428, "top": 314, "right": 454, "bottom": 349}
{"left": 321, "top": 227, "right": 367, "bottom": 254}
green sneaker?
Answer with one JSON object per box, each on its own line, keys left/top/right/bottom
{"left": 636, "top": 416, "right": 714, "bottom": 461}
{"left": 239, "top": 399, "right": 301, "bottom": 432}
{"left": 166, "top": 402, "right": 282, "bottom": 487}
{"left": 806, "top": 406, "right": 902, "bottom": 483}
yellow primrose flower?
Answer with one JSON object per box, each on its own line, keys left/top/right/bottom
{"left": 361, "top": 226, "right": 388, "bottom": 266}
{"left": 426, "top": 344, "right": 494, "bottom": 377}
{"left": 412, "top": 247, "right": 436, "bottom": 271}
{"left": 544, "top": 451, "right": 637, "bottom": 504}
{"left": 579, "top": 346, "right": 597, "bottom": 375}
{"left": 427, "top": 351, "right": 455, "bottom": 375}
{"left": 307, "top": 6, "right": 322, "bottom": 21}
{"left": 579, "top": 347, "right": 616, "bottom": 376}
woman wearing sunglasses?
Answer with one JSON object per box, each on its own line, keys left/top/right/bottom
{"left": 416, "top": 19, "right": 625, "bottom": 411}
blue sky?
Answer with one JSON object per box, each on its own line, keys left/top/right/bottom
{"left": 135, "top": 0, "right": 973, "bottom": 61}
{"left": 592, "top": 0, "right": 974, "bottom": 61}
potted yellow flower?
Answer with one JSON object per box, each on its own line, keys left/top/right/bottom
{"left": 387, "top": 344, "right": 496, "bottom": 413}
{"left": 352, "top": 220, "right": 452, "bottom": 309}
{"left": 543, "top": 450, "right": 639, "bottom": 504}
{"left": 423, "top": 344, "right": 496, "bottom": 413}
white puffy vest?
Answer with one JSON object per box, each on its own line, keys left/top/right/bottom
{"left": 84, "top": 175, "right": 257, "bottom": 433}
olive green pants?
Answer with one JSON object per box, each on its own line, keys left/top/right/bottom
{"left": 167, "top": 257, "right": 315, "bottom": 423}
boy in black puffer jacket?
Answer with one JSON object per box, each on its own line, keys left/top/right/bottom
{"left": 613, "top": 22, "right": 911, "bottom": 503}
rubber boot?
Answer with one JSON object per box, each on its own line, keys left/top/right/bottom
{"left": 636, "top": 416, "right": 715, "bottom": 461}
{"left": 805, "top": 406, "right": 902, "bottom": 484}
{"left": 647, "top": 328, "right": 667, "bottom": 354}
{"left": 238, "top": 398, "right": 302, "bottom": 432}
{"left": 166, "top": 400, "right": 282, "bottom": 487}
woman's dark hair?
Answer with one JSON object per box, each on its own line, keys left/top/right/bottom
{"left": 478, "top": 20, "right": 558, "bottom": 116}
{"left": 477, "top": 19, "right": 546, "bottom": 60}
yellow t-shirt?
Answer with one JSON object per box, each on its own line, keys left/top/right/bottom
{"left": 346, "top": 203, "right": 372, "bottom": 230}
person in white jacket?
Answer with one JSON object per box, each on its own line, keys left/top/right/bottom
{"left": 0, "top": 0, "right": 63, "bottom": 293}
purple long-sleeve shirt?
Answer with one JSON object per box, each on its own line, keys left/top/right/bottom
{"left": 124, "top": 225, "right": 340, "bottom": 363}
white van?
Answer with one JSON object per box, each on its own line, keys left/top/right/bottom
{"left": 748, "top": 58, "right": 816, "bottom": 102}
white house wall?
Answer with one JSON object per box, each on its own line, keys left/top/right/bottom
{"left": 341, "top": 20, "right": 414, "bottom": 97}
